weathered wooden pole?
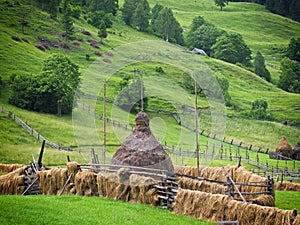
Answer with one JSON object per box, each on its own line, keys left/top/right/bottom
{"left": 141, "top": 75, "right": 144, "bottom": 111}
{"left": 103, "top": 79, "right": 107, "bottom": 164}
{"left": 38, "top": 139, "right": 45, "bottom": 168}
{"left": 194, "top": 73, "right": 200, "bottom": 177}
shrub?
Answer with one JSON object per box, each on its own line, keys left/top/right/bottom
{"left": 35, "top": 44, "right": 46, "bottom": 51}
{"left": 82, "top": 30, "right": 91, "bottom": 36}
{"left": 21, "top": 38, "right": 29, "bottom": 43}
{"left": 95, "top": 51, "right": 102, "bottom": 57}
{"left": 106, "top": 51, "right": 113, "bottom": 57}
{"left": 103, "top": 58, "right": 112, "bottom": 63}
{"left": 86, "top": 54, "right": 90, "bottom": 61}
{"left": 251, "top": 99, "right": 268, "bottom": 119}
{"left": 12, "top": 36, "right": 21, "bottom": 42}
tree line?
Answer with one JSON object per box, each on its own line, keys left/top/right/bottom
{"left": 227, "top": 0, "right": 300, "bottom": 22}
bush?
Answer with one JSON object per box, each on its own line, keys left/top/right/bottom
{"left": 251, "top": 99, "right": 268, "bottom": 119}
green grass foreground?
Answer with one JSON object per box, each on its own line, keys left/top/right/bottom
{"left": 0, "top": 195, "right": 215, "bottom": 225}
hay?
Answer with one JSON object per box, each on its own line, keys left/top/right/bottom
{"left": 275, "top": 181, "right": 300, "bottom": 192}
{"left": 96, "top": 171, "right": 159, "bottom": 205}
{"left": 293, "top": 215, "right": 300, "bottom": 225}
{"left": 0, "top": 164, "right": 25, "bottom": 174}
{"left": 276, "top": 137, "right": 292, "bottom": 158}
{"left": 74, "top": 170, "right": 98, "bottom": 196}
{"left": 175, "top": 166, "right": 274, "bottom": 206}
{"left": 173, "top": 188, "right": 297, "bottom": 225}
{"left": 177, "top": 176, "right": 227, "bottom": 194}
{"left": 110, "top": 111, "right": 174, "bottom": 174}
{"left": 0, "top": 166, "right": 26, "bottom": 194}
{"left": 292, "top": 142, "right": 300, "bottom": 160}
{"left": 37, "top": 168, "right": 69, "bottom": 195}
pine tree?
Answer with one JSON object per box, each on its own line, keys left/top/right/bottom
{"left": 61, "top": 0, "right": 75, "bottom": 42}
{"left": 254, "top": 51, "right": 271, "bottom": 82}
{"left": 132, "top": 0, "right": 150, "bottom": 31}
{"left": 98, "top": 20, "right": 107, "bottom": 41}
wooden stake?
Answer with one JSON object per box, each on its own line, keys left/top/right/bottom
{"left": 194, "top": 73, "right": 200, "bottom": 177}
{"left": 103, "top": 79, "right": 107, "bottom": 164}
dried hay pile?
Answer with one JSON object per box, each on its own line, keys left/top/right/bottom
{"left": 175, "top": 165, "right": 274, "bottom": 206}
{"left": 110, "top": 111, "right": 174, "bottom": 174}
{"left": 37, "top": 167, "right": 69, "bottom": 195}
{"left": 37, "top": 162, "right": 81, "bottom": 195}
{"left": 97, "top": 169, "right": 158, "bottom": 205}
{"left": 0, "top": 166, "right": 26, "bottom": 194}
{"left": 276, "top": 137, "right": 292, "bottom": 158}
{"left": 75, "top": 170, "right": 98, "bottom": 196}
{"left": 0, "top": 163, "right": 25, "bottom": 174}
{"left": 177, "top": 176, "right": 227, "bottom": 194}
{"left": 292, "top": 142, "right": 300, "bottom": 160}
{"left": 275, "top": 181, "right": 300, "bottom": 192}
{"left": 173, "top": 188, "right": 297, "bottom": 225}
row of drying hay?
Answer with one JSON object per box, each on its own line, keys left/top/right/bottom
{"left": 177, "top": 176, "right": 274, "bottom": 206}
{"left": 275, "top": 181, "right": 300, "bottom": 192}
{"left": 0, "top": 163, "right": 25, "bottom": 174}
{"left": 0, "top": 166, "right": 27, "bottom": 194}
{"left": 175, "top": 166, "right": 269, "bottom": 193}
{"left": 173, "top": 188, "right": 298, "bottom": 225}
{"left": 36, "top": 165, "right": 159, "bottom": 205}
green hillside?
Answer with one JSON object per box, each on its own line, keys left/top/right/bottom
{"left": 0, "top": 0, "right": 300, "bottom": 167}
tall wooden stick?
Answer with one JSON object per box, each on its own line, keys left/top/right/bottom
{"left": 141, "top": 75, "right": 144, "bottom": 111}
{"left": 103, "top": 79, "right": 107, "bottom": 164}
{"left": 194, "top": 73, "right": 200, "bottom": 177}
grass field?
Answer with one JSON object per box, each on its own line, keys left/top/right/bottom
{"left": 0, "top": 191, "right": 299, "bottom": 225}
{"left": 0, "top": 195, "right": 215, "bottom": 225}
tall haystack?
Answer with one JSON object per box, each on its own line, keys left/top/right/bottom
{"left": 110, "top": 111, "right": 174, "bottom": 175}
{"left": 275, "top": 137, "right": 292, "bottom": 158}
{"left": 291, "top": 142, "right": 300, "bottom": 160}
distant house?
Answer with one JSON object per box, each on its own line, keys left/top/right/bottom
{"left": 191, "top": 48, "right": 207, "bottom": 55}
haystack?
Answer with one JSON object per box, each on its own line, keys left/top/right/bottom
{"left": 291, "top": 142, "right": 300, "bottom": 160}
{"left": 275, "top": 137, "right": 292, "bottom": 158}
{"left": 275, "top": 181, "right": 300, "bottom": 192}
{"left": 110, "top": 111, "right": 174, "bottom": 175}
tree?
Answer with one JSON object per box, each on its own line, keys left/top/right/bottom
{"left": 150, "top": 3, "right": 163, "bottom": 26}
{"left": 254, "top": 51, "right": 271, "bottom": 82}
{"left": 278, "top": 57, "right": 300, "bottom": 94}
{"left": 217, "top": 77, "right": 231, "bottom": 106}
{"left": 251, "top": 99, "right": 268, "bottom": 119}
{"left": 61, "top": 0, "right": 75, "bottom": 42}
{"left": 122, "top": 0, "right": 137, "bottom": 25}
{"left": 186, "top": 22, "right": 224, "bottom": 56}
{"left": 132, "top": 0, "right": 150, "bottom": 31}
{"left": 289, "top": 0, "right": 300, "bottom": 22}
{"left": 85, "top": 0, "right": 118, "bottom": 15}
{"left": 153, "top": 7, "right": 183, "bottom": 44}
{"left": 215, "top": 0, "right": 228, "bottom": 11}
{"left": 286, "top": 37, "right": 300, "bottom": 63}
{"left": 211, "top": 33, "right": 251, "bottom": 66}
{"left": 116, "top": 78, "right": 147, "bottom": 113}
{"left": 9, "top": 54, "right": 80, "bottom": 115}
{"left": 87, "top": 10, "right": 113, "bottom": 28}
{"left": 98, "top": 20, "right": 107, "bottom": 41}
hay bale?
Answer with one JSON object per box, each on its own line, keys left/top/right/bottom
{"left": 291, "top": 143, "right": 300, "bottom": 160}
{"left": 74, "top": 170, "right": 98, "bottom": 196}
{"left": 274, "top": 181, "right": 300, "bottom": 192}
{"left": 111, "top": 111, "right": 174, "bottom": 175}
{"left": 0, "top": 166, "right": 26, "bottom": 194}
{"left": 0, "top": 164, "right": 25, "bottom": 174}
{"left": 173, "top": 188, "right": 297, "bottom": 225}
{"left": 275, "top": 137, "right": 292, "bottom": 158}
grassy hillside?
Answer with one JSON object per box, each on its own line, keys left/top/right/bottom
{"left": 0, "top": 0, "right": 299, "bottom": 167}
